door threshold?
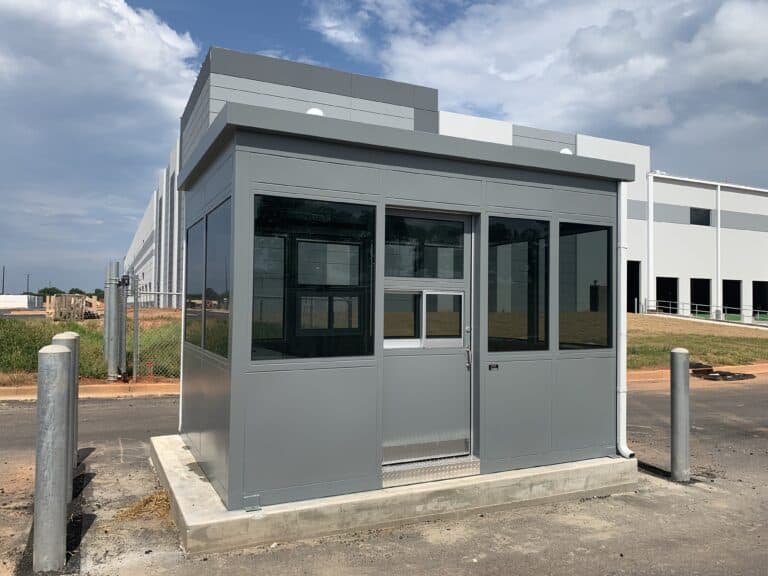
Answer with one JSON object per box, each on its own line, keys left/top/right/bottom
{"left": 382, "top": 455, "right": 480, "bottom": 488}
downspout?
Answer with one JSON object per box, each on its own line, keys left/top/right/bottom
{"left": 617, "top": 181, "right": 634, "bottom": 458}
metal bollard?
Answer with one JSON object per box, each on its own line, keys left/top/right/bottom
{"left": 34, "top": 345, "right": 71, "bottom": 573}
{"left": 671, "top": 347, "right": 690, "bottom": 482}
{"left": 52, "top": 331, "right": 80, "bottom": 501}
{"left": 107, "top": 261, "right": 120, "bottom": 380}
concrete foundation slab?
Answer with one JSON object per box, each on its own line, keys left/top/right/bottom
{"left": 150, "top": 434, "right": 637, "bottom": 554}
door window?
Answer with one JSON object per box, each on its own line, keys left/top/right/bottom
{"left": 384, "top": 290, "right": 463, "bottom": 348}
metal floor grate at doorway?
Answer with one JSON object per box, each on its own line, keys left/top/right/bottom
{"left": 382, "top": 455, "right": 480, "bottom": 488}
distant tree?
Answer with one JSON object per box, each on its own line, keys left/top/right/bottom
{"left": 93, "top": 288, "right": 104, "bottom": 300}
{"left": 68, "top": 288, "right": 86, "bottom": 295}
{"left": 38, "top": 287, "right": 64, "bottom": 297}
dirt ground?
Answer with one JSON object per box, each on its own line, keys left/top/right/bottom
{"left": 2, "top": 376, "right": 767, "bottom": 575}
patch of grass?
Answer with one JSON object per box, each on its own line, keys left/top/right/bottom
{"left": 628, "top": 314, "right": 768, "bottom": 369}
{"left": 0, "top": 318, "right": 107, "bottom": 378}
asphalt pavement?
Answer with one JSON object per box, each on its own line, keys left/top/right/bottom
{"left": 1, "top": 382, "right": 767, "bottom": 575}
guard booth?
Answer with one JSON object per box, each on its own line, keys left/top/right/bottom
{"left": 177, "top": 48, "right": 634, "bottom": 511}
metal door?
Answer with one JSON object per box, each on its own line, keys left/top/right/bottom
{"left": 382, "top": 210, "right": 472, "bottom": 464}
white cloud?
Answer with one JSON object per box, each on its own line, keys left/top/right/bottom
{"left": 0, "top": 0, "right": 199, "bottom": 293}
{"left": 309, "top": 0, "right": 768, "bottom": 188}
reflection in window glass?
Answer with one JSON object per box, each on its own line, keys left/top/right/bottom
{"left": 384, "top": 293, "right": 421, "bottom": 338}
{"left": 204, "top": 199, "right": 232, "bottom": 357}
{"left": 333, "top": 296, "right": 359, "bottom": 329}
{"left": 559, "top": 223, "right": 611, "bottom": 349}
{"left": 184, "top": 220, "right": 204, "bottom": 346}
{"left": 385, "top": 215, "right": 463, "bottom": 278}
{"left": 488, "top": 217, "right": 549, "bottom": 351}
{"left": 298, "top": 241, "right": 359, "bottom": 286}
{"left": 426, "top": 294, "right": 462, "bottom": 339}
{"left": 300, "top": 296, "right": 329, "bottom": 329}
{"left": 253, "top": 236, "right": 285, "bottom": 340}
{"left": 252, "top": 195, "right": 375, "bottom": 360}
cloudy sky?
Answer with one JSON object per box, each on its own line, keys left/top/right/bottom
{"left": 0, "top": 0, "right": 766, "bottom": 293}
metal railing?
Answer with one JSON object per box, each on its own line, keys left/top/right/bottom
{"left": 645, "top": 299, "right": 768, "bottom": 324}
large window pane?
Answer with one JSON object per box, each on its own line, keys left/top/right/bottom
{"left": 184, "top": 220, "right": 204, "bottom": 346}
{"left": 384, "top": 293, "right": 421, "bottom": 338}
{"left": 385, "top": 215, "right": 463, "bottom": 278}
{"left": 488, "top": 217, "right": 549, "bottom": 351}
{"left": 426, "top": 294, "right": 462, "bottom": 339}
{"left": 559, "top": 223, "right": 611, "bottom": 349}
{"left": 204, "top": 199, "right": 231, "bottom": 357}
{"left": 252, "top": 195, "right": 375, "bottom": 360}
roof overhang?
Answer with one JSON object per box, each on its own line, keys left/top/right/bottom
{"left": 179, "top": 102, "right": 635, "bottom": 191}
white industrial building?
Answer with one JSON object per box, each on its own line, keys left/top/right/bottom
{"left": 125, "top": 52, "right": 768, "bottom": 321}
{"left": 124, "top": 138, "right": 184, "bottom": 308}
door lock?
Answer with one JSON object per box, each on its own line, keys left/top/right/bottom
{"left": 465, "top": 348, "right": 472, "bottom": 370}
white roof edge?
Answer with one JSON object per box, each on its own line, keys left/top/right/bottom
{"left": 649, "top": 171, "right": 768, "bottom": 195}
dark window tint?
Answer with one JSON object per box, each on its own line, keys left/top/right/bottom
{"left": 204, "top": 199, "right": 231, "bottom": 357}
{"left": 559, "top": 223, "right": 611, "bottom": 349}
{"left": 426, "top": 294, "right": 462, "bottom": 338}
{"left": 385, "top": 215, "right": 464, "bottom": 278}
{"left": 488, "top": 217, "right": 549, "bottom": 351}
{"left": 252, "top": 195, "right": 375, "bottom": 360}
{"left": 184, "top": 220, "right": 204, "bottom": 346}
{"left": 690, "top": 207, "right": 711, "bottom": 226}
{"left": 384, "top": 293, "right": 421, "bottom": 339}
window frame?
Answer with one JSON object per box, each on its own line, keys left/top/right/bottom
{"left": 690, "top": 207, "right": 711, "bottom": 227}
{"left": 557, "top": 221, "right": 613, "bottom": 350}
{"left": 487, "top": 215, "right": 550, "bottom": 353}
{"left": 383, "top": 289, "right": 464, "bottom": 349}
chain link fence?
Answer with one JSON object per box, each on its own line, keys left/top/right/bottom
{"left": 127, "top": 289, "right": 182, "bottom": 380}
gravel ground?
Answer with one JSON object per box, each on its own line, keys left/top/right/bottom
{"left": 1, "top": 379, "right": 766, "bottom": 575}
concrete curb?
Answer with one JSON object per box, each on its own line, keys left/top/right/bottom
{"left": 150, "top": 434, "right": 638, "bottom": 554}
{"left": 0, "top": 382, "right": 179, "bottom": 401}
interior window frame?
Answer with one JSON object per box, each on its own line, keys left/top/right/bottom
{"left": 383, "top": 289, "right": 464, "bottom": 349}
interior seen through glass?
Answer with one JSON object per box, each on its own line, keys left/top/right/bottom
{"left": 385, "top": 215, "right": 464, "bottom": 279}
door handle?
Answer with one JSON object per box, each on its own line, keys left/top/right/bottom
{"left": 465, "top": 348, "right": 472, "bottom": 370}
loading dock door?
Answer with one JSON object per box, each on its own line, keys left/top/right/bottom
{"left": 690, "top": 278, "right": 711, "bottom": 317}
{"left": 723, "top": 280, "right": 742, "bottom": 319}
{"left": 627, "top": 260, "right": 640, "bottom": 313}
{"left": 656, "top": 277, "right": 678, "bottom": 314}
{"left": 382, "top": 211, "right": 472, "bottom": 464}
{"left": 754, "top": 281, "right": 768, "bottom": 321}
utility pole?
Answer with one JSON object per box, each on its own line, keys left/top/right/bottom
{"left": 1, "top": 265, "right": 5, "bottom": 294}
{"left": 26, "top": 273, "right": 30, "bottom": 294}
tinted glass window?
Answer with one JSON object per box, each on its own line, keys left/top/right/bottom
{"left": 488, "top": 217, "right": 549, "bottom": 351}
{"left": 252, "top": 195, "right": 375, "bottom": 360}
{"left": 690, "top": 207, "right": 711, "bottom": 226}
{"left": 559, "top": 223, "right": 611, "bottom": 349}
{"left": 426, "top": 294, "right": 462, "bottom": 339}
{"left": 184, "top": 220, "right": 204, "bottom": 346}
{"left": 204, "top": 199, "right": 231, "bottom": 357}
{"left": 384, "top": 293, "right": 421, "bottom": 339}
{"left": 385, "top": 215, "right": 463, "bottom": 278}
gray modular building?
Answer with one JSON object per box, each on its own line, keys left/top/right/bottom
{"left": 177, "top": 48, "right": 635, "bottom": 510}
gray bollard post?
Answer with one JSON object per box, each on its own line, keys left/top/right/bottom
{"left": 34, "top": 345, "right": 71, "bottom": 573}
{"left": 52, "top": 331, "right": 80, "bottom": 500}
{"left": 107, "top": 261, "right": 120, "bottom": 381}
{"left": 671, "top": 347, "right": 690, "bottom": 482}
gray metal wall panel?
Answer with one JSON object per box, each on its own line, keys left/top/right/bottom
{"left": 483, "top": 360, "right": 552, "bottom": 460}
{"left": 721, "top": 210, "right": 768, "bottom": 233}
{"left": 414, "top": 109, "right": 439, "bottom": 133}
{"left": 181, "top": 79, "right": 211, "bottom": 169}
{"left": 627, "top": 199, "right": 647, "bottom": 221}
{"left": 206, "top": 47, "right": 438, "bottom": 111}
{"left": 513, "top": 125, "right": 576, "bottom": 146}
{"left": 241, "top": 366, "right": 381, "bottom": 506}
{"left": 654, "top": 202, "right": 693, "bottom": 226}
{"left": 180, "top": 141, "right": 234, "bottom": 507}
{"left": 551, "top": 356, "right": 616, "bottom": 451}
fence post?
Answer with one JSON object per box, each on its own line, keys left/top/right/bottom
{"left": 51, "top": 332, "right": 80, "bottom": 503}
{"left": 118, "top": 273, "right": 127, "bottom": 375}
{"left": 671, "top": 347, "right": 690, "bottom": 482}
{"left": 132, "top": 270, "right": 139, "bottom": 384}
{"left": 34, "top": 345, "right": 71, "bottom": 573}
{"left": 106, "top": 261, "right": 120, "bottom": 381}
{"left": 103, "top": 265, "right": 110, "bottom": 360}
